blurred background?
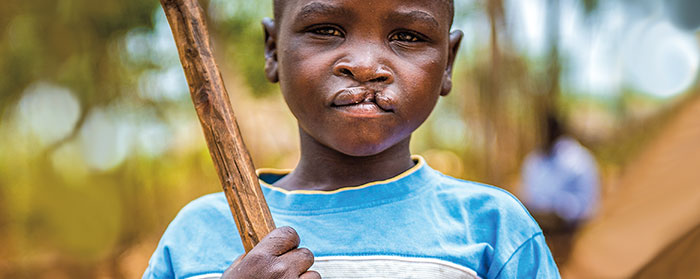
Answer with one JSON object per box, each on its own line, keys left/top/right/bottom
{"left": 0, "top": 0, "right": 699, "bottom": 278}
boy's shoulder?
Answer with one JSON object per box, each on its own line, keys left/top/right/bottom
{"left": 430, "top": 169, "right": 535, "bottom": 214}
{"left": 169, "top": 192, "right": 230, "bottom": 226}
{"left": 161, "top": 191, "right": 237, "bottom": 241}
{"left": 426, "top": 172, "right": 557, "bottom": 277}
{"left": 144, "top": 192, "right": 242, "bottom": 278}
{"left": 181, "top": 192, "right": 229, "bottom": 213}
{"left": 432, "top": 170, "right": 523, "bottom": 202}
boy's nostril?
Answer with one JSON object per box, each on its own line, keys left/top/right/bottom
{"left": 370, "top": 76, "right": 388, "bottom": 83}
{"left": 340, "top": 68, "right": 353, "bottom": 77}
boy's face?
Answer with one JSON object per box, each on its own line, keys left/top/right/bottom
{"left": 264, "top": 0, "right": 462, "bottom": 156}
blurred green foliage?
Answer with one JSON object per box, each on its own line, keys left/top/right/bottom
{"left": 0, "top": 0, "right": 158, "bottom": 116}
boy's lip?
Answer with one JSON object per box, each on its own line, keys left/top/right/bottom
{"left": 330, "top": 87, "right": 395, "bottom": 112}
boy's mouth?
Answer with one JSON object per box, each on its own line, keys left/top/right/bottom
{"left": 330, "top": 87, "right": 395, "bottom": 113}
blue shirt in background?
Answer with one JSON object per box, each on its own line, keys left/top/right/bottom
{"left": 521, "top": 137, "right": 600, "bottom": 224}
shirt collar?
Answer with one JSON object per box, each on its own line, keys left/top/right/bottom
{"left": 257, "top": 155, "right": 436, "bottom": 214}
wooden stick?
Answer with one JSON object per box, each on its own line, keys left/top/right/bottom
{"left": 159, "top": 0, "right": 275, "bottom": 252}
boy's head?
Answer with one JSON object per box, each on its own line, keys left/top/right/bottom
{"left": 262, "top": 0, "right": 462, "bottom": 157}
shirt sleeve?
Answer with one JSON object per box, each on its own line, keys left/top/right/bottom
{"left": 141, "top": 193, "right": 242, "bottom": 279}
{"left": 142, "top": 237, "right": 175, "bottom": 279}
{"left": 493, "top": 233, "right": 561, "bottom": 279}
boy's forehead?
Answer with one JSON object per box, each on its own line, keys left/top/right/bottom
{"left": 274, "top": 0, "right": 454, "bottom": 27}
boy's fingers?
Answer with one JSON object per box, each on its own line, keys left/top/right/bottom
{"left": 221, "top": 255, "right": 244, "bottom": 279}
{"left": 299, "top": 270, "right": 321, "bottom": 279}
{"left": 278, "top": 247, "right": 315, "bottom": 274}
{"left": 253, "top": 226, "right": 301, "bottom": 256}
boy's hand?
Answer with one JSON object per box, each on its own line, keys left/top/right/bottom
{"left": 221, "top": 226, "right": 320, "bottom": 279}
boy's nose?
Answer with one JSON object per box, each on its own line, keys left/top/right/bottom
{"left": 332, "top": 55, "right": 394, "bottom": 84}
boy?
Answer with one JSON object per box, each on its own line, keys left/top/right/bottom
{"left": 144, "top": 0, "right": 560, "bottom": 278}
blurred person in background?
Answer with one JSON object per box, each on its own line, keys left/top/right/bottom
{"left": 520, "top": 110, "right": 600, "bottom": 266}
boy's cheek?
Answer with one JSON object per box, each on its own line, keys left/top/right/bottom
{"left": 280, "top": 35, "right": 339, "bottom": 59}
{"left": 399, "top": 49, "right": 447, "bottom": 76}
{"left": 393, "top": 44, "right": 444, "bottom": 62}
{"left": 279, "top": 49, "right": 329, "bottom": 78}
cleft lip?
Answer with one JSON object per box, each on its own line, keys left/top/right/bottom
{"left": 374, "top": 92, "right": 395, "bottom": 112}
{"left": 331, "top": 87, "right": 395, "bottom": 112}
{"left": 331, "top": 87, "right": 370, "bottom": 107}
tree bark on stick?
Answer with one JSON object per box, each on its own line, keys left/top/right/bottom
{"left": 159, "top": 0, "right": 275, "bottom": 252}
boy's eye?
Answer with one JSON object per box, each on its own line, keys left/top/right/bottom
{"left": 389, "top": 32, "right": 422, "bottom": 42}
{"left": 310, "top": 26, "right": 343, "bottom": 37}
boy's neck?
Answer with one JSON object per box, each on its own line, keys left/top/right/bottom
{"left": 272, "top": 130, "right": 415, "bottom": 192}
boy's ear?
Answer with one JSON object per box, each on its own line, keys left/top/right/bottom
{"left": 441, "top": 30, "right": 464, "bottom": 96}
{"left": 262, "top": 17, "right": 279, "bottom": 83}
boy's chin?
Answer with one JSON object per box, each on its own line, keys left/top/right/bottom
{"left": 301, "top": 126, "right": 410, "bottom": 158}
{"left": 326, "top": 138, "right": 404, "bottom": 158}
{"left": 335, "top": 146, "right": 388, "bottom": 157}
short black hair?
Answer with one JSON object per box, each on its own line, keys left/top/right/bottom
{"left": 273, "top": 0, "right": 455, "bottom": 26}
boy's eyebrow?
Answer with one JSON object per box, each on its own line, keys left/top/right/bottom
{"left": 295, "top": 2, "right": 354, "bottom": 21}
{"left": 387, "top": 10, "right": 440, "bottom": 30}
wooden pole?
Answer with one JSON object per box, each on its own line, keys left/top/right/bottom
{"left": 159, "top": 0, "right": 275, "bottom": 252}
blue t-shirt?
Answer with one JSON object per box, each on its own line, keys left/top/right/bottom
{"left": 144, "top": 156, "right": 560, "bottom": 279}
